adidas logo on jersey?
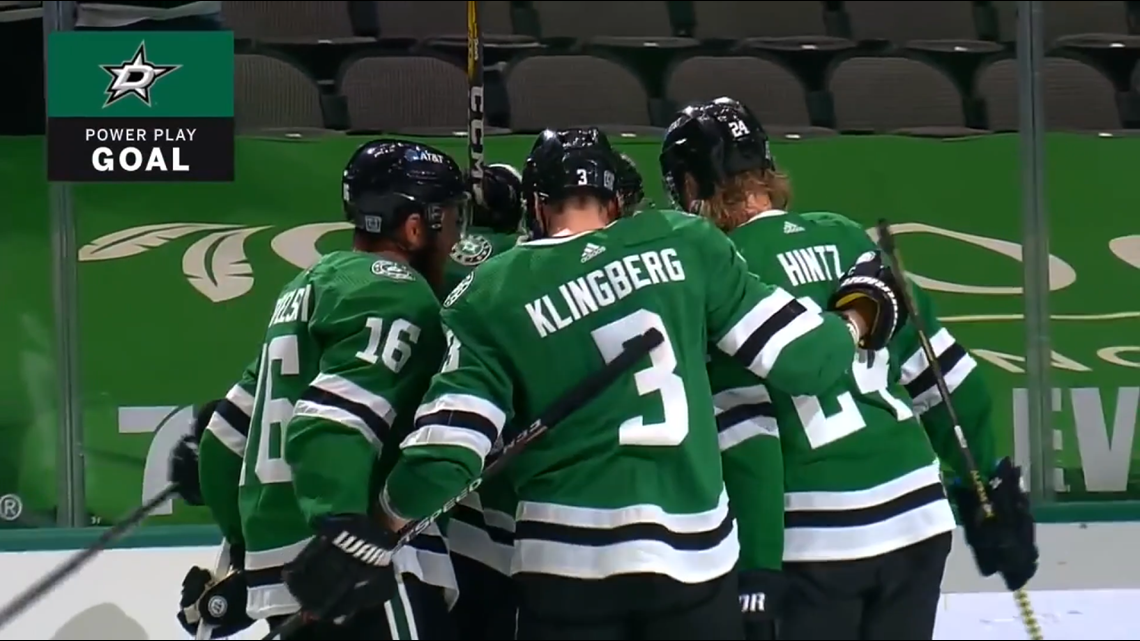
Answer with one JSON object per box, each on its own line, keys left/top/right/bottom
{"left": 580, "top": 242, "right": 606, "bottom": 263}
{"left": 783, "top": 221, "right": 804, "bottom": 234}
{"left": 331, "top": 530, "right": 391, "bottom": 567}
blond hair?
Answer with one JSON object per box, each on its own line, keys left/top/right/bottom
{"left": 689, "top": 169, "right": 791, "bottom": 232}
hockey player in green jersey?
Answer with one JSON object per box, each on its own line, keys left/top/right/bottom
{"left": 443, "top": 163, "right": 524, "bottom": 295}
{"left": 660, "top": 98, "right": 1037, "bottom": 640}
{"left": 190, "top": 140, "right": 469, "bottom": 640}
{"left": 168, "top": 400, "right": 257, "bottom": 638}
{"left": 441, "top": 163, "right": 526, "bottom": 640}
{"left": 377, "top": 127, "right": 907, "bottom": 640}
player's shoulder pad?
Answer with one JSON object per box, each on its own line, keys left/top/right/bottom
{"left": 310, "top": 250, "right": 416, "bottom": 284}
{"left": 800, "top": 211, "right": 864, "bottom": 231}
{"left": 626, "top": 207, "right": 712, "bottom": 242}
{"left": 313, "top": 251, "right": 434, "bottom": 307}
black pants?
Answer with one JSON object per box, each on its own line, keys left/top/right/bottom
{"left": 515, "top": 571, "right": 743, "bottom": 640}
{"left": 779, "top": 532, "right": 952, "bottom": 640}
{"left": 271, "top": 574, "right": 454, "bottom": 640}
{"left": 451, "top": 554, "right": 518, "bottom": 640}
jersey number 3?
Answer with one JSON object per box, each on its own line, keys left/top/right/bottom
{"left": 591, "top": 310, "right": 689, "bottom": 447}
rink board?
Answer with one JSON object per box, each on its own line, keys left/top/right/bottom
{"left": 3, "top": 524, "right": 1140, "bottom": 640}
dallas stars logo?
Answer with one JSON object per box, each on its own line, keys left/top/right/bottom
{"left": 100, "top": 42, "right": 180, "bottom": 108}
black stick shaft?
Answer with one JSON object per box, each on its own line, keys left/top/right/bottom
{"left": 0, "top": 484, "right": 180, "bottom": 630}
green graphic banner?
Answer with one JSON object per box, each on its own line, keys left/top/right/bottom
{"left": 1, "top": 133, "right": 1137, "bottom": 529}
{"left": 46, "top": 31, "right": 234, "bottom": 182}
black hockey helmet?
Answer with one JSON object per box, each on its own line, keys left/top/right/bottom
{"left": 342, "top": 139, "right": 468, "bottom": 236}
{"left": 522, "top": 127, "right": 619, "bottom": 239}
{"left": 615, "top": 152, "right": 645, "bottom": 215}
{"left": 659, "top": 97, "right": 774, "bottom": 213}
{"left": 472, "top": 163, "right": 524, "bottom": 233}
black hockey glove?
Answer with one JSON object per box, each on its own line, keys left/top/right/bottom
{"left": 738, "top": 569, "right": 788, "bottom": 641}
{"left": 177, "top": 562, "right": 253, "bottom": 639}
{"left": 827, "top": 250, "right": 908, "bottom": 351}
{"left": 282, "top": 514, "right": 399, "bottom": 622}
{"left": 168, "top": 434, "right": 203, "bottom": 506}
{"left": 950, "top": 457, "right": 1039, "bottom": 591}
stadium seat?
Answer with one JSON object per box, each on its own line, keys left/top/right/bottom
{"left": 375, "top": 1, "right": 534, "bottom": 46}
{"left": 828, "top": 56, "right": 980, "bottom": 135}
{"left": 690, "top": 1, "right": 853, "bottom": 52}
{"left": 505, "top": 55, "right": 655, "bottom": 132}
{"left": 235, "top": 53, "right": 328, "bottom": 131}
{"left": 222, "top": 1, "right": 370, "bottom": 44}
{"left": 338, "top": 55, "right": 470, "bottom": 132}
{"left": 844, "top": 1, "right": 1001, "bottom": 53}
{"left": 532, "top": 1, "right": 697, "bottom": 48}
{"left": 995, "top": 1, "right": 1140, "bottom": 49}
{"left": 665, "top": 56, "right": 835, "bottom": 138}
{"left": 976, "top": 57, "right": 1122, "bottom": 131}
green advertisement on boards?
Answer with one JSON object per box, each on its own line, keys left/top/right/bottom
{"left": 0, "top": 133, "right": 1137, "bottom": 528}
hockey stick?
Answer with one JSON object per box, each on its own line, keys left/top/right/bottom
{"left": 466, "top": 0, "right": 486, "bottom": 209}
{"left": 194, "top": 539, "right": 232, "bottom": 640}
{"left": 0, "top": 484, "right": 180, "bottom": 631}
{"left": 875, "top": 220, "right": 1044, "bottom": 641}
{"left": 262, "top": 327, "right": 665, "bottom": 640}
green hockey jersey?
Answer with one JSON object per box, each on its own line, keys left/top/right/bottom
{"left": 713, "top": 210, "right": 993, "bottom": 567}
{"left": 199, "top": 363, "right": 257, "bottom": 549}
{"left": 382, "top": 208, "right": 861, "bottom": 585}
{"left": 442, "top": 227, "right": 522, "bottom": 575}
{"left": 443, "top": 228, "right": 521, "bottom": 296}
{"left": 894, "top": 281, "right": 996, "bottom": 482}
{"left": 198, "top": 250, "right": 451, "bottom": 619}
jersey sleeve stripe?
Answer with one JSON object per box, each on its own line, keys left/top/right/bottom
{"left": 717, "top": 288, "right": 798, "bottom": 356}
{"left": 898, "top": 327, "right": 979, "bottom": 415}
{"left": 415, "top": 393, "right": 507, "bottom": 428}
{"left": 294, "top": 373, "right": 396, "bottom": 444}
{"left": 713, "top": 384, "right": 777, "bottom": 450}
{"left": 293, "top": 399, "right": 383, "bottom": 449}
{"left": 403, "top": 393, "right": 507, "bottom": 459}
{"left": 206, "top": 385, "right": 254, "bottom": 456}
{"left": 311, "top": 373, "right": 397, "bottom": 428}
{"left": 899, "top": 328, "right": 955, "bottom": 385}
{"left": 228, "top": 383, "right": 256, "bottom": 415}
{"left": 715, "top": 404, "right": 778, "bottom": 451}
{"left": 718, "top": 290, "right": 823, "bottom": 377}
{"left": 908, "top": 347, "right": 977, "bottom": 416}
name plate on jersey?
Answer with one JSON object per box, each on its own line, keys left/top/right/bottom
{"left": 46, "top": 31, "right": 235, "bottom": 182}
